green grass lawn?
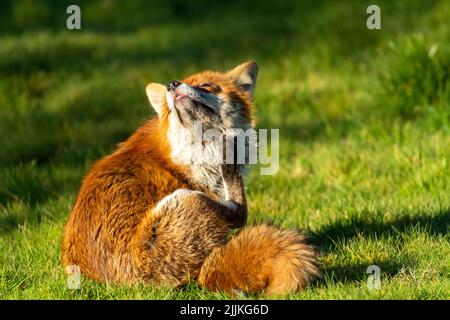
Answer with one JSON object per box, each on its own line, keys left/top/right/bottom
{"left": 0, "top": 0, "right": 449, "bottom": 299}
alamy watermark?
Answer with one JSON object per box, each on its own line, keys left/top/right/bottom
{"left": 366, "top": 5, "right": 381, "bottom": 30}
{"left": 66, "top": 264, "right": 81, "bottom": 289}
{"left": 182, "top": 121, "right": 279, "bottom": 175}
{"left": 366, "top": 265, "right": 381, "bottom": 289}
{"left": 67, "top": 5, "right": 381, "bottom": 31}
{"left": 66, "top": 5, "right": 81, "bottom": 30}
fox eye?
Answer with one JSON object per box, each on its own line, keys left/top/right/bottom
{"left": 199, "top": 83, "right": 213, "bottom": 90}
{"left": 198, "top": 83, "right": 221, "bottom": 93}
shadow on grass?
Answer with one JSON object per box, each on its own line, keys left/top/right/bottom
{"left": 309, "top": 208, "right": 449, "bottom": 284}
{"left": 313, "top": 209, "right": 449, "bottom": 247}
{"left": 319, "top": 260, "right": 406, "bottom": 285}
{"left": 0, "top": 0, "right": 439, "bottom": 75}
{"left": 0, "top": 0, "right": 322, "bottom": 75}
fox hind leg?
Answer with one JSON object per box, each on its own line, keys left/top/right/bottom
{"left": 132, "top": 187, "right": 245, "bottom": 287}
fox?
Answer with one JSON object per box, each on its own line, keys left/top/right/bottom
{"left": 61, "top": 61, "right": 320, "bottom": 296}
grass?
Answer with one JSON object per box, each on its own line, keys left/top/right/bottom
{"left": 0, "top": 0, "right": 449, "bottom": 299}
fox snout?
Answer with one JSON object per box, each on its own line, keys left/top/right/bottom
{"left": 167, "top": 80, "right": 181, "bottom": 91}
{"left": 166, "top": 80, "right": 200, "bottom": 101}
{"left": 166, "top": 81, "right": 219, "bottom": 113}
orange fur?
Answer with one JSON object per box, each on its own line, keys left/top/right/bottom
{"left": 61, "top": 62, "right": 320, "bottom": 295}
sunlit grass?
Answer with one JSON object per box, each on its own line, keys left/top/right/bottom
{"left": 0, "top": 0, "right": 449, "bottom": 299}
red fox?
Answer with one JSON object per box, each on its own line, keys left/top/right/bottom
{"left": 61, "top": 62, "right": 320, "bottom": 295}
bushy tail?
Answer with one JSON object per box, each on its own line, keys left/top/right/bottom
{"left": 197, "top": 224, "right": 321, "bottom": 296}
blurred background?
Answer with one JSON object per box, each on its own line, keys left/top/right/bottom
{"left": 0, "top": 0, "right": 449, "bottom": 299}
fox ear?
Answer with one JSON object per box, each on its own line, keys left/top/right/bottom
{"left": 227, "top": 61, "right": 259, "bottom": 98}
{"left": 146, "top": 83, "right": 167, "bottom": 116}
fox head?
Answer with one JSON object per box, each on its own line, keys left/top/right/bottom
{"left": 145, "top": 61, "right": 258, "bottom": 195}
{"left": 146, "top": 61, "right": 257, "bottom": 129}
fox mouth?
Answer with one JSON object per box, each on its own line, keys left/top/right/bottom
{"left": 174, "top": 93, "right": 188, "bottom": 102}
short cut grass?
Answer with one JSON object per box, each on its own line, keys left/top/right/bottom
{"left": 0, "top": 0, "right": 449, "bottom": 299}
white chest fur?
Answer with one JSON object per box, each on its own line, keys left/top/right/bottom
{"left": 167, "top": 118, "right": 225, "bottom": 198}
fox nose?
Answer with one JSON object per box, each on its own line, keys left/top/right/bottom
{"left": 167, "top": 80, "right": 181, "bottom": 91}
